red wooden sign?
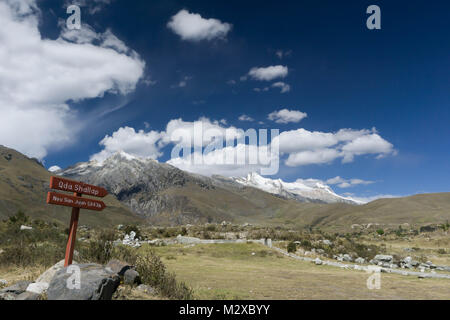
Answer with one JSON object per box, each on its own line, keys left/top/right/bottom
{"left": 47, "top": 176, "right": 108, "bottom": 267}
{"left": 49, "top": 176, "right": 108, "bottom": 198}
{"left": 46, "top": 192, "right": 106, "bottom": 211}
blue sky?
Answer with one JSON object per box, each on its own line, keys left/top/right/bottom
{"left": 1, "top": 0, "right": 449, "bottom": 201}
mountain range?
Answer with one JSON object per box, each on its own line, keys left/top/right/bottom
{"left": 1, "top": 145, "right": 449, "bottom": 230}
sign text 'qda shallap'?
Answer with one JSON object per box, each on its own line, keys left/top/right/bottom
{"left": 46, "top": 176, "right": 108, "bottom": 267}
{"left": 49, "top": 176, "right": 108, "bottom": 198}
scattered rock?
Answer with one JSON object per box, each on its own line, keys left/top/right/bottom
{"left": 314, "top": 258, "right": 323, "bottom": 265}
{"left": 124, "top": 269, "right": 140, "bottom": 285}
{"left": 355, "top": 257, "right": 366, "bottom": 264}
{"left": 371, "top": 255, "right": 393, "bottom": 265}
{"left": 0, "top": 279, "right": 7, "bottom": 286}
{"left": 0, "top": 280, "right": 32, "bottom": 295}
{"left": 122, "top": 231, "right": 141, "bottom": 248}
{"left": 47, "top": 263, "right": 120, "bottom": 300}
{"left": 20, "top": 225, "right": 33, "bottom": 231}
{"left": 136, "top": 284, "right": 156, "bottom": 295}
{"left": 0, "top": 292, "right": 17, "bottom": 300}
{"left": 321, "top": 239, "right": 332, "bottom": 246}
{"left": 342, "top": 254, "right": 353, "bottom": 262}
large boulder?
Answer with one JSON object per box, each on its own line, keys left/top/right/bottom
{"left": 47, "top": 263, "right": 120, "bottom": 300}
{"left": 37, "top": 260, "right": 77, "bottom": 284}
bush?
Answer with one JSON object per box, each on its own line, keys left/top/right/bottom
{"left": 136, "top": 250, "right": 193, "bottom": 300}
{"left": 376, "top": 229, "right": 385, "bottom": 236}
{"left": 79, "top": 229, "right": 116, "bottom": 264}
{"left": 287, "top": 241, "right": 297, "bottom": 253}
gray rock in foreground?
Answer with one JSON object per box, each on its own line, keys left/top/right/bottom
{"left": 47, "top": 263, "right": 120, "bottom": 300}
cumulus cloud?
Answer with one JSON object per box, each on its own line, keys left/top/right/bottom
{"left": 90, "top": 127, "right": 162, "bottom": 163}
{"left": 273, "top": 128, "right": 396, "bottom": 166}
{"left": 167, "top": 10, "right": 232, "bottom": 42}
{"left": 326, "top": 176, "right": 375, "bottom": 188}
{"left": 248, "top": 66, "right": 288, "bottom": 81}
{"left": 0, "top": 0, "right": 145, "bottom": 159}
{"left": 160, "top": 117, "right": 243, "bottom": 148}
{"left": 268, "top": 109, "right": 307, "bottom": 124}
{"left": 48, "top": 166, "right": 62, "bottom": 172}
{"left": 285, "top": 149, "right": 340, "bottom": 166}
{"left": 341, "top": 133, "right": 397, "bottom": 163}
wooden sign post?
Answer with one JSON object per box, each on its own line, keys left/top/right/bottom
{"left": 46, "top": 177, "right": 108, "bottom": 267}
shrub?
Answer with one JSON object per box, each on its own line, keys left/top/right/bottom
{"left": 376, "top": 229, "right": 385, "bottom": 236}
{"left": 136, "top": 250, "right": 193, "bottom": 300}
{"left": 79, "top": 229, "right": 116, "bottom": 264}
{"left": 287, "top": 241, "right": 297, "bottom": 253}
{"left": 437, "top": 248, "right": 447, "bottom": 255}
{"left": 8, "top": 211, "right": 29, "bottom": 225}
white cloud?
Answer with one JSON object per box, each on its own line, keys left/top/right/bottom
{"left": 160, "top": 117, "right": 243, "bottom": 148}
{"left": 268, "top": 109, "right": 307, "bottom": 124}
{"left": 273, "top": 128, "right": 395, "bottom": 166}
{"left": 172, "top": 76, "right": 192, "bottom": 88}
{"left": 248, "top": 66, "right": 288, "bottom": 81}
{"left": 271, "top": 82, "right": 291, "bottom": 93}
{"left": 0, "top": 0, "right": 145, "bottom": 159}
{"left": 285, "top": 149, "right": 341, "bottom": 166}
{"left": 167, "top": 10, "right": 232, "bottom": 42}
{"left": 275, "top": 49, "right": 292, "bottom": 59}
{"left": 238, "top": 115, "right": 254, "bottom": 122}
{"left": 48, "top": 166, "right": 62, "bottom": 172}
{"left": 326, "top": 176, "right": 375, "bottom": 188}
{"left": 90, "top": 127, "right": 162, "bottom": 163}
{"left": 341, "top": 133, "right": 397, "bottom": 163}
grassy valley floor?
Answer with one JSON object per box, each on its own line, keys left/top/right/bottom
{"left": 147, "top": 243, "right": 450, "bottom": 300}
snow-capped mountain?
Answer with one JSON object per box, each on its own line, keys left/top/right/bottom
{"left": 59, "top": 152, "right": 361, "bottom": 222}
{"left": 233, "top": 172, "right": 362, "bottom": 205}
